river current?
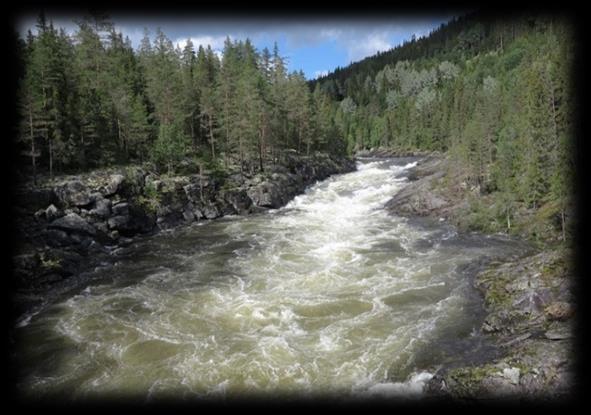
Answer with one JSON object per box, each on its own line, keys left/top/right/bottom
{"left": 14, "top": 158, "right": 529, "bottom": 400}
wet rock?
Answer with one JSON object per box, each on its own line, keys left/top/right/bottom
{"left": 222, "top": 189, "right": 252, "bottom": 215}
{"left": 202, "top": 203, "right": 220, "bottom": 219}
{"left": 45, "top": 204, "right": 63, "bottom": 222}
{"left": 51, "top": 250, "right": 84, "bottom": 277}
{"left": 34, "top": 209, "right": 46, "bottom": 221}
{"left": 48, "top": 213, "right": 97, "bottom": 236}
{"left": 89, "top": 198, "right": 112, "bottom": 219}
{"left": 112, "top": 202, "right": 130, "bottom": 216}
{"left": 44, "top": 229, "right": 72, "bottom": 247}
{"left": 385, "top": 169, "right": 447, "bottom": 217}
{"left": 182, "top": 207, "right": 195, "bottom": 222}
{"left": 247, "top": 181, "right": 284, "bottom": 208}
{"left": 107, "top": 215, "right": 131, "bottom": 231}
{"left": 36, "top": 273, "right": 63, "bottom": 285}
{"left": 13, "top": 253, "right": 40, "bottom": 283}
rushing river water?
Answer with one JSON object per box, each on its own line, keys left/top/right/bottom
{"left": 14, "top": 158, "right": 530, "bottom": 400}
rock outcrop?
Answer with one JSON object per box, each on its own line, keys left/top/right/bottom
{"left": 383, "top": 154, "right": 575, "bottom": 400}
{"left": 12, "top": 152, "right": 355, "bottom": 309}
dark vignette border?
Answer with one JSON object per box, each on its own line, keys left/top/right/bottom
{"left": 3, "top": 1, "right": 588, "bottom": 413}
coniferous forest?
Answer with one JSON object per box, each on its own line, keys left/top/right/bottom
{"left": 14, "top": 11, "right": 576, "bottom": 241}
{"left": 15, "top": 12, "right": 345, "bottom": 181}
{"left": 311, "top": 12, "right": 576, "bottom": 240}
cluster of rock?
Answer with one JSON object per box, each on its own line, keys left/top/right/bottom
{"left": 425, "top": 248, "right": 575, "bottom": 399}
{"left": 12, "top": 152, "right": 355, "bottom": 301}
{"left": 382, "top": 154, "right": 575, "bottom": 400}
{"left": 384, "top": 153, "right": 470, "bottom": 220}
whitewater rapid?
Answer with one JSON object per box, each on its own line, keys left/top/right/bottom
{"left": 14, "top": 158, "right": 527, "bottom": 400}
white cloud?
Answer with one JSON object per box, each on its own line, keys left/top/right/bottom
{"left": 175, "top": 35, "right": 229, "bottom": 51}
{"left": 314, "top": 70, "right": 329, "bottom": 79}
{"left": 345, "top": 32, "right": 392, "bottom": 62}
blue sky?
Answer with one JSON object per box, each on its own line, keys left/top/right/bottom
{"left": 16, "top": 14, "right": 458, "bottom": 80}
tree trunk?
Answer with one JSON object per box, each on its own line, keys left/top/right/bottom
{"left": 190, "top": 113, "right": 196, "bottom": 152}
{"left": 199, "top": 163, "right": 204, "bottom": 203}
{"left": 259, "top": 114, "right": 265, "bottom": 172}
{"left": 239, "top": 130, "right": 244, "bottom": 177}
{"left": 209, "top": 115, "right": 215, "bottom": 160}
{"left": 80, "top": 125, "right": 86, "bottom": 169}
{"left": 48, "top": 135, "right": 53, "bottom": 180}
{"left": 28, "top": 106, "right": 37, "bottom": 186}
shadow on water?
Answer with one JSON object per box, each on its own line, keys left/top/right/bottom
{"left": 387, "top": 216, "right": 534, "bottom": 381}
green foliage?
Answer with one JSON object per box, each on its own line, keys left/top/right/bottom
{"left": 310, "top": 13, "right": 574, "bottom": 242}
{"left": 151, "top": 121, "right": 189, "bottom": 174}
{"left": 16, "top": 14, "right": 346, "bottom": 180}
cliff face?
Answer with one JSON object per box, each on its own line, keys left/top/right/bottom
{"left": 11, "top": 152, "right": 355, "bottom": 311}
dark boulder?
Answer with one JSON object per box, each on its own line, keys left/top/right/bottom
{"left": 102, "top": 174, "right": 125, "bottom": 196}
{"left": 107, "top": 215, "right": 131, "bottom": 231}
{"left": 202, "top": 203, "right": 220, "bottom": 219}
{"left": 89, "top": 197, "right": 112, "bottom": 219}
{"left": 112, "top": 202, "right": 130, "bottom": 216}
{"left": 43, "top": 229, "right": 72, "bottom": 247}
{"left": 247, "top": 181, "right": 284, "bottom": 209}
{"left": 45, "top": 204, "right": 63, "bottom": 222}
{"left": 56, "top": 180, "right": 92, "bottom": 207}
{"left": 48, "top": 213, "right": 97, "bottom": 236}
{"left": 223, "top": 189, "right": 253, "bottom": 215}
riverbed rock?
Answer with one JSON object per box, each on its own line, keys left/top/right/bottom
{"left": 45, "top": 204, "right": 63, "bottom": 222}
{"left": 103, "top": 174, "right": 125, "bottom": 196}
{"left": 247, "top": 181, "right": 284, "bottom": 208}
{"left": 56, "top": 180, "right": 92, "bottom": 207}
{"left": 428, "top": 246, "right": 574, "bottom": 400}
{"left": 48, "top": 212, "right": 97, "bottom": 236}
{"left": 112, "top": 202, "right": 130, "bottom": 216}
{"left": 222, "top": 189, "right": 253, "bottom": 215}
{"left": 202, "top": 203, "right": 220, "bottom": 219}
{"left": 89, "top": 197, "right": 112, "bottom": 219}
{"left": 13, "top": 153, "right": 356, "bottom": 322}
{"left": 107, "top": 215, "right": 131, "bottom": 231}
{"left": 44, "top": 229, "right": 72, "bottom": 247}
{"left": 182, "top": 206, "right": 195, "bottom": 222}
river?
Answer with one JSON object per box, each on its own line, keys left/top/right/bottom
{"left": 13, "top": 157, "right": 530, "bottom": 401}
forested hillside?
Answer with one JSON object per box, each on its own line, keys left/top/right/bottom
{"left": 311, "top": 12, "right": 576, "bottom": 241}
{"left": 14, "top": 11, "right": 577, "bottom": 241}
{"left": 15, "top": 12, "right": 346, "bottom": 183}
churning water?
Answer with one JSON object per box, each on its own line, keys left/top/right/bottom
{"left": 13, "top": 158, "right": 530, "bottom": 400}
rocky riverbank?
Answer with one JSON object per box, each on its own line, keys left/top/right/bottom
{"left": 383, "top": 154, "right": 576, "bottom": 400}
{"left": 11, "top": 152, "right": 355, "bottom": 317}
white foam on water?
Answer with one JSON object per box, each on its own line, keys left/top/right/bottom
{"left": 360, "top": 371, "right": 434, "bottom": 398}
{"left": 16, "top": 157, "right": 520, "bottom": 397}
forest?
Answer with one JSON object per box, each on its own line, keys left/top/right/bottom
{"left": 15, "top": 12, "right": 345, "bottom": 182}
{"left": 15, "top": 11, "right": 575, "bottom": 240}
{"left": 312, "top": 12, "right": 576, "bottom": 240}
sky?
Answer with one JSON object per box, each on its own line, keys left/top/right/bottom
{"left": 15, "top": 13, "right": 458, "bottom": 80}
